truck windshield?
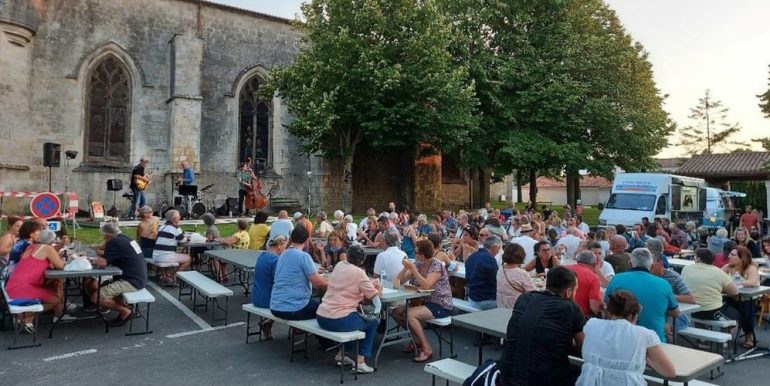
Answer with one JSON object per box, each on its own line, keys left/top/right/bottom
{"left": 605, "top": 193, "right": 656, "bottom": 211}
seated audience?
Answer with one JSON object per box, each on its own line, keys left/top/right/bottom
{"left": 317, "top": 245, "right": 382, "bottom": 373}
{"left": 247, "top": 211, "right": 270, "bottom": 250}
{"left": 525, "top": 240, "right": 560, "bottom": 274}
{"left": 646, "top": 237, "right": 696, "bottom": 341}
{"left": 605, "top": 235, "right": 632, "bottom": 274}
{"left": 576, "top": 290, "right": 676, "bottom": 385}
{"left": 0, "top": 216, "right": 22, "bottom": 279}
{"left": 315, "top": 211, "right": 335, "bottom": 238}
{"left": 152, "top": 209, "right": 191, "bottom": 283}
{"left": 498, "top": 267, "right": 585, "bottom": 386}
{"left": 136, "top": 206, "right": 158, "bottom": 258}
{"left": 428, "top": 233, "right": 456, "bottom": 269}
{"left": 394, "top": 239, "right": 453, "bottom": 363}
{"left": 722, "top": 246, "right": 760, "bottom": 347}
{"left": 251, "top": 234, "right": 289, "bottom": 339}
{"left": 497, "top": 243, "right": 535, "bottom": 308}
{"left": 566, "top": 251, "right": 604, "bottom": 317}
{"left": 86, "top": 222, "right": 148, "bottom": 327}
{"left": 681, "top": 248, "right": 739, "bottom": 328}
{"left": 588, "top": 242, "right": 614, "bottom": 287}
{"left": 453, "top": 224, "right": 480, "bottom": 261}
{"left": 465, "top": 235, "right": 502, "bottom": 310}
{"left": 218, "top": 218, "right": 251, "bottom": 283}
{"left": 5, "top": 230, "right": 65, "bottom": 333}
{"left": 317, "top": 229, "right": 349, "bottom": 268}
{"left": 269, "top": 210, "right": 294, "bottom": 240}
{"left": 605, "top": 248, "right": 679, "bottom": 342}
{"left": 373, "top": 229, "right": 406, "bottom": 281}
{"left": 733, "top": 227, "right": 760, "bottom": 257}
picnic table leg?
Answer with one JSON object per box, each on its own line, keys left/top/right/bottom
{"left": 733, "top": 294, "right": 743, "bottom": 355}
{"left": 98, "top": 277, "right": 109, "bottom": 333}
{"left": 354, "top": 340, "right": 359, "bottom": 381}
{"left": 477, "top": 332, "right": 483, "bottom": 365}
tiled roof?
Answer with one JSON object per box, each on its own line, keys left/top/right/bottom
{"left": 523, "top": 176, "right": 613, "bottom": 189}
{"left": 656, "top": 158, "right": 688, "bottom": 169}
{"left": 676, "top": 152, "right": 770, "bottom": 179}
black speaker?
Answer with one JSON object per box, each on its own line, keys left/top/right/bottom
{"left": 107, "top": 179, "right": 123, "bottom": 191}
{"left": 43, "top": 142, "right": 61, "bottom": 167}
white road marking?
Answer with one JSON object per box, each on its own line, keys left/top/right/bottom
{"left": 43, "top": 349, "right": 98, "bottom": 362}
{"left": 165, "top": 322, "right": 245, "bottom": 339}
{"left": 146, "top": 281, "right": 211, "bottom": 330}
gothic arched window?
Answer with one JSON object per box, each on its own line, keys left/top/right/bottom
{"left": 85, "top": 56, "right": 131, "bottom": 163}
{"left": 238, "top": 77, "right": 270, "bottom": 167}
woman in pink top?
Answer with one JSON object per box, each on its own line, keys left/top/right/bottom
{"left": 497, "top": 243, "right": 535, "bottom": 308}
{"left": 5, "top": 230, "right": 66, "bottom": 334}
{"left": 317, "top": 245, "right": 381, "bottom": 374}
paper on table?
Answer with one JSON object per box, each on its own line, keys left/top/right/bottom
{"left": 381, "top": 288, "right": 397, "bottom": 295}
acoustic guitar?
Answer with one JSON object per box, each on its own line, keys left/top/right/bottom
{"left": 134, "top": 170, "right": 155, "bottom": 191}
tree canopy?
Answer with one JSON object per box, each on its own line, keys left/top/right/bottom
{"left": 265, "top": 0, "right": 478, "bottom": 212}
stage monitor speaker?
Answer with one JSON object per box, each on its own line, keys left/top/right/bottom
{"left": 107, "top": 179, "right": 123, "bottom": 191}
{"left": 43, "top": 142, "right": 61, "bottom": 167}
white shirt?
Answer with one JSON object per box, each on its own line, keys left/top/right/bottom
{"left": 507, "top": 225, "right": 521, "bottom": 238}
{"left": 346, "top": 223, "right": 358, "bottom": 241}
{"left": 509, "top": 235, "right": 537, "bottom": 265}
{"left": 373, "top": 246, "right": 406, "bottom": 281}
{"left": 578, "top": 222, "right": 590, "bottom": 235}
{"left": 359, "top": 217, "right": 369, "bottom": 232}
{"left": 600, "top": 261, "right": 615, "bottom": 285}
{"left": 576, "top": 318, "right": 660, "bottom": 386}
{"left": 557, "top": 234, "right": 581, "bottom": 259}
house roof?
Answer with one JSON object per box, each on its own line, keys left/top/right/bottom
{"left": 676, "top": 152, "right": 770, "bottom": 179}
{"left": 656, "top": 157, "right": 688, "bottom": 170}
{"left": 523, "top": 176, "right": 613, "bottom": 189}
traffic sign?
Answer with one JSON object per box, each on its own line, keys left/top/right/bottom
{"left": 47, "top": 221, "right": 61, "bottom": 232}
{"left": 30, "top": 192, "right": 61, "bottom": 219}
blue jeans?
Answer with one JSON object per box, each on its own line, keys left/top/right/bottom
{"left": 469, "top": 299, "right": 497, "bottom": 311}
{"left": 128, "top": 186, "right": 145, "bottom": 218}
{"left": 271, "top": 299, "right": 320, "bottom": 321}
{"left": 317, "top": 312, "right": 379, "bottom": 357}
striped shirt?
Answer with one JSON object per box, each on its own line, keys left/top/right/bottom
{"left": 152, "top": 222, "right": 184, "bottom": 260}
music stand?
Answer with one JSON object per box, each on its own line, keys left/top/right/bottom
{"left": 178, "top": 184, "right": 198, "bottom": 196}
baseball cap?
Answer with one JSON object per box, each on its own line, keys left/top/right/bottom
{"left": 293, "top": 211, "right": 303, "bottom": 220}
{"left": 268, "top": 234, "right": 289, "bottom": 247}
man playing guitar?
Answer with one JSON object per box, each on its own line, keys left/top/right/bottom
{"left": 128, "top": 157, "right": 150, "bottom": 220}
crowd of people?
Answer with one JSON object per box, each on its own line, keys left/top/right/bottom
{"left": 2, "top": 200, "right": 769, "bottom": 383}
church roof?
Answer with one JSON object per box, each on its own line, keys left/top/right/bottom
{"left": 676, "top": 151, "right": 770, "bottom": 179}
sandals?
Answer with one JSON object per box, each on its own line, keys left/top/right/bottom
{"left": 413, "top": 350, "right": 433, "bottom": 363}
{"left": 18, "top": 321, "right": 35, "bottom": 335}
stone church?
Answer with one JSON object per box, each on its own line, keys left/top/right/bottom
{"left": 0, "top": 0, "right": 487, "bottom": 216}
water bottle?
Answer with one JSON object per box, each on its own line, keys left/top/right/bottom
{"left": 380, "top": 270, "right": 389, "bottom": 289}
{"left": 733, "top": 272, "right": 743, "bottom": 289}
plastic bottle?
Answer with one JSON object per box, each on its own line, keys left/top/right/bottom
{"left": 380, "top": 270, "right": 389, "bottom": 289}
{"left": 733, "top": 272, "right": 743, "bottom": 289}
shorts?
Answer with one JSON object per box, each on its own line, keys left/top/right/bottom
{"left": 424, "top": 302, "right": 452, "bottom": 319}
{"left": 100, "top": 279, "right": 138, "bottom": 300}
{"left": 153, "top": 252, "right": 190, "bottom": 264}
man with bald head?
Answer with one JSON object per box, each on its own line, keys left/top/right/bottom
{"left": 269, "top": 210, "right": 294, "bottom": 240}
{"left": 605, "top": 235, "right": 632, "bottom": 273}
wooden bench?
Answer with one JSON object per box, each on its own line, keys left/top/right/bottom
{"left": 176, "top": 271, "right": 233, "bottom": 325}
{"left": 2, "top": 281, "right": 44, "bottom": 349}
{"left": 426, "top": 316, "right": 455, "bottom": 359}
{"left": 122, "top": 288, "right": 155, "bottom": 336}
{"left": 452, "top": 298, "right": 481, "bottom": 313}
{"left": 144, "top": 258, "right": 179, "bottom": 280}
{"left": 242, "top": 304, "right": 366, "bottom": 384}
{"left": 424, "top": 358, "right": 476, "bottom": 385}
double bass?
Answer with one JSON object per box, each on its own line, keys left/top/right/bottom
{"left": 244, "top": 158, "right": 268, "bottom": 211}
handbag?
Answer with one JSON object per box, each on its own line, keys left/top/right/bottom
{"left": 357, "top": 304, "right": 379, "bottom": 322}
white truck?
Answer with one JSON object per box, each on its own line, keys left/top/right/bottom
{"left": 599, "top": 173, "right": 706, "bottom": 227}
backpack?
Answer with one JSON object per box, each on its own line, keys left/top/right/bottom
{"left": 463, "top": 359, "right": 499, "bottom": 386}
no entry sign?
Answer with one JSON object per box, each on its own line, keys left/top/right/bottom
{"left": 30, "top": 192, "right": 61, "bottom": 219}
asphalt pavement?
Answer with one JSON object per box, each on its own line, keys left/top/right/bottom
{"left": 1, "top": 279, "right": 768, "bottom": 385}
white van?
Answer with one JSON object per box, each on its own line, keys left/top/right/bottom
{"left": 599, "top": 173, "right": 706, "bottom": 227}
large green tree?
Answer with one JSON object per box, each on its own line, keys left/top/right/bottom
{"left": 442, "top": 0, "right": 672, "bottom": 206}
{"left": 678, "top": 89, "right": 747, "bottom": 155}
{"left": 265, "top": 0, "right": 478, "bottom": 212}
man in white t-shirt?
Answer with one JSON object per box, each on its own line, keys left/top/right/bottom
{"left": 576, "top": 215, "right": 590, "bottom": 236}
{"left": 589, "top": 241, "right": 614, "bottom": 287}
{"left": 509, "top": 224, "right": 537, "bottom": 265}
{"left": 269, "top": 210, "right": 294, "bottom": 240}
{"left": 373, "top": 229, "right": 405, "bottom": 281}
{"left": 557, "top": 227, "right": 582, "bottom": 259}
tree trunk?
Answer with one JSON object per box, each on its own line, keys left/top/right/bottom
{"left": 341, "top": 153, "right": 354, "bottom": 214}
{"left": 528, "top": 169, "right": 538, "bottom": 206}
{"left": 574, "top": 175, "right": 581, "bottom": 206}
{"left": 566, "top": 173, "right": 575, "bottom": 208}
{"left": 516, "top": 170, "right": 523, "bottom": 203}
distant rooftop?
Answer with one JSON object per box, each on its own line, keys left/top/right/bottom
{"left": 523, "top": 176, "right": 613, "bottom": 189}
{"left": 677, "top": 152, "right": 770, "bottom": 179}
